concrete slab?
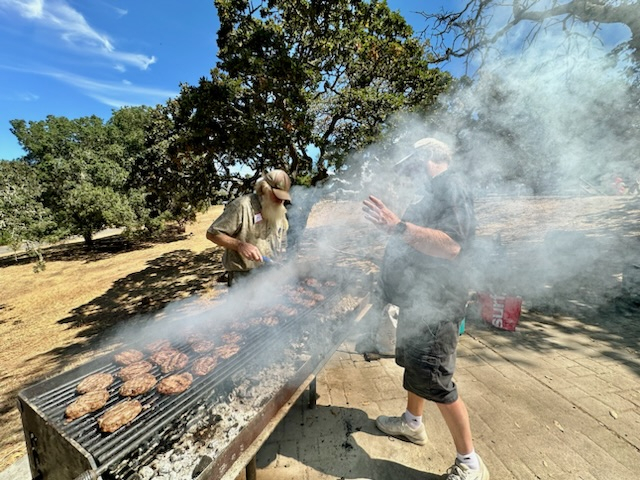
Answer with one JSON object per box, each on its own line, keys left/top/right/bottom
{"left": 254, "top": 319, "right": 640, "bottom": 480}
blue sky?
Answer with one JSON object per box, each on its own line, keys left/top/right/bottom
{"left": 0, "top": 0, "right": 460, "bottom": 160}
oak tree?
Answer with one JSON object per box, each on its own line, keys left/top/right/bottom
{"left": 171, "top": 0, "right": 452, "bottom": 190}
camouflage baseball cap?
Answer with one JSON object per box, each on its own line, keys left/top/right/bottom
{"left": 264, "top": 169, "right": 292, "bottom": 201}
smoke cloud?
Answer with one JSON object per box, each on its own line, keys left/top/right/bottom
{"left": 309, "top": 9, "right": 640, "bottom": 319}
{"left": 112, "top": 6, "right": 640, "bottom": 350}
{"left": 454, "top": 36, "right": 637, "bottom": 194}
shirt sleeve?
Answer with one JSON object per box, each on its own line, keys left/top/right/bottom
{"left": 207, "top": 199, "right": 244, "bottom": 237}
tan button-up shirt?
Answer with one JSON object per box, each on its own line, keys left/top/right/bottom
{"left": 207, "top": 194, "right": 288, "bottom": 272}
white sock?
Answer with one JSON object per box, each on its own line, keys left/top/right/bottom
{"left": 403, "top": 410, "right": 422, "bottom": 430}
{"left": 456, "top": 450, "right": 480, "bottom": 470}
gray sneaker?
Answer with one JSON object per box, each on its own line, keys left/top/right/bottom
{"left": 375, "top": 414, "right": 428, "bottom": 445}
{"left": 445, "top": 455, "right": 490, "bottom": 480}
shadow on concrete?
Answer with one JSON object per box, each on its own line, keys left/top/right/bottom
{"left": 464, "top": 289, "right": 640, "bottom": 380}
{"left": 257, "top": 397, "right": 442, "bottom": 480}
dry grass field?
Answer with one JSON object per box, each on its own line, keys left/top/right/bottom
{"left": 1, "top": 195, "right": 639, "bottom": 471}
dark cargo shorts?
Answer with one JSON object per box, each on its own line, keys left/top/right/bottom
{"left": 395, "top": 308, "right": 461, "bottom": 404}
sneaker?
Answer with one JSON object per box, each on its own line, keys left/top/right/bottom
{"left": 445, "top": 455, "right": 490, "bottom": 480}
{"left": 375, "top": 414, "right": 428, "bottom": 445}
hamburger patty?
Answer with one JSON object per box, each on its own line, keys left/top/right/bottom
{"left": 191, "top": 356, "right": 218, "bottom": 376}
{"left": 272, "top": 304, "right": 298, "bottom": 316}
{"left": 119, "top": 373, "right": 157, "bottom": 397}
{"left": 215, "top": 343, "right": 240, "bottom": 359}
{"left": 150, "top": 349, "right": 189, "bottom": 373}
{"left": 190, "top": 339, "right": 215, "bottom": 354}
{"left": 65, "top": 390, "right": 109, "bottom": 420}
{"left": 76, "top": 373, "right": 114, "bottom": 394}
{"left": 157, "top": 373, "right": 193, "bottom": 395}
{"left": 118, "top": 361, "right": 154, "bottom": 382}
{"left": 221, "top": 332, "right": 242, "bottom": 344}
{"left": 144, "top": 339, "right": 172, "bottom": 353}
{"left": 98, "top": 399, "right": 143, "bottom": 433}
{"left": 114, "top": 349, "right": 145, "bottom": 365}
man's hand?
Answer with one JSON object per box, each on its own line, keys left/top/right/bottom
{"left": 362, "top": 195, "right": 401, "bottom": 234}
{"left": 207, "top": 231, "right": 264, "bottom": 262}
{"left": 237, "top": 241, "right": 263, "bottom": 262}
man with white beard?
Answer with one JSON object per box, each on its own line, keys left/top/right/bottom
{"left": 206, "top": 170, "right": 291, "bottom": 286}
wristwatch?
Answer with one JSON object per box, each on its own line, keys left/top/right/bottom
{"left": 393, "top": 221, "right": 407, "bottom": 235}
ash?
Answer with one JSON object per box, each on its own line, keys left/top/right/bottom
{"left": 140, "top": 362, "right": 297, "bottom": 480}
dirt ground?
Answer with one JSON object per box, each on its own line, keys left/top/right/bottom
{"left": 1, "top": 195, "right": 639, "bottom": 471}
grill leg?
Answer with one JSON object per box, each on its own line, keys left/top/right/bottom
{"left": 246, "top": 456, "right": 257, "bottom": 480}
{"left": 308, "top": 376, "right": 317, "bottom": 409}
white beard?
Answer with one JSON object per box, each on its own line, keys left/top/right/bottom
{"left": 260, "top": 194, "right": 288, "bottom": 228}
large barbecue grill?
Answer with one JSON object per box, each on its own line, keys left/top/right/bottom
{"left": 18, "top": 269, "right": 372, "bottom": 480}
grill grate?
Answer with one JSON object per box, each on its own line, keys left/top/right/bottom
{"left": 20, "top": 285, "right": 346, "bottom": 477}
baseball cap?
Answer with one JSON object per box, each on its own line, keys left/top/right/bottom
{"left": 413, "top": 137, "right": 452, "bottom": 162}
{"left": 394, "top": 137, "right": 452, "bottom": 170}
{"left": 264, "top": 169, "right": 292, "bottom": 201}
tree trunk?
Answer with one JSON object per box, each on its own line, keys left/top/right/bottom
{"left": 83, "top": 232, "right": 94, "bottom": 248}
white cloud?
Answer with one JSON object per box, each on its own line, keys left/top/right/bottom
{"left": 10, "top": 0, "right": 44, "bottom": 17}
{"left": 0, "top": 91, "right": 40, "bottom": 101}
{"left": 0, "top": 0, "right": 155, "bottom": 70}
{"left": 88, "top": 94, "right": 130, "bottom": 109}
{"left": 51, "top": 69, "right": 177, "bottom": 104}
{"left": 0, "top": 64, "right": 177, "bottom": 107}
{"left": 111, "top": 51, "right": 156, "bottom": 71}
{"left": 18, "top": 92, "right": 39, "bottom": 101}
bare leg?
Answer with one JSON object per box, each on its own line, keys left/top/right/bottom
{"left": 437, "top": 397, "right": 474, "bottom": 454}
{"left": 406, "top": 390, "right": 425, "bottom": 417}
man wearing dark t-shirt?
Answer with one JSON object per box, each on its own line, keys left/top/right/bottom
{"left": 363, "top": 138, "right": 489, "bottom": 480}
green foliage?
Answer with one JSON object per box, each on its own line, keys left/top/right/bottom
{"left": 132, "top": 105, "right": 216, "bottom": 227}
{"left": 173, "top": 0, "right": 451, "bottom": 187}
{"left": 0, "top": 160, "right": 56, "bottom": 251}
{"left": 8, "top": 111, "right": 156, "bottom": 247}
{"left": 108, "top": 106, "right": 155, "bottom": 171}
{"left": 62, "top": 183, "right": 136, "bottom": 245}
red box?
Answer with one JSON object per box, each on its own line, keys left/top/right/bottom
{"left": 477, "top": 293, "right": 522, "bottom": 331}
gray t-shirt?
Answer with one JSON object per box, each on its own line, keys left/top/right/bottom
{"left": 207, "top": 194, "right": 288, "bottom": 272}
{"left": 381, "top": 170, "right": 476, "bottom": 308}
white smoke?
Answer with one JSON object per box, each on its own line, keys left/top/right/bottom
{"left": 452, "top": 33, "right": 636, "bottom": 194}
{"left": 111, "top": 5, "right": 640, "bottom": 348}
{"left": 315, "top": 7, "right": 640, "bottom": 314}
